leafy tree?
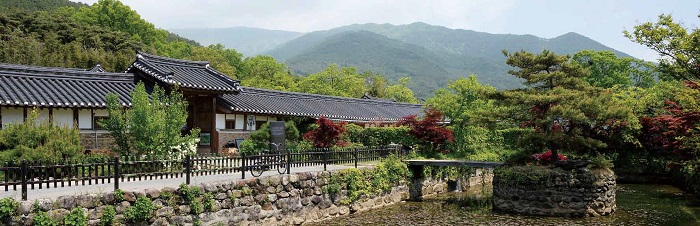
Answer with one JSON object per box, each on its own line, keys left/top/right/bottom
{"left": 397, "top": 108, "right": 453, "bottom": 152}
{"left": 640, "top": 81, "right": 700, "bottom": 160}
{"left": 572, "top": 50, "right": 656, "bottom": 88}
{"left": 427, "top": 75, "right": 504, "bottom": 155}
{"left": 502, "top": 50, "right": 639, "bottom": 161}
{"left": 239, "top": 55, "right": 296, "bottom": 90}
{"left": 361, "top": 71, "right": 388, "bottom": 98}
{"left": 385, "top": 77, "right": 419, "bottom": 103}
{"left": 295, "top": 64, "right": 365, "bottom": 98}
{"left": 624, "top": 14, "right": 700, "bottom": 80}
{"left": 101, "top": 83, "right": 200, "bottom": 158}
{"left": 73, "top": 0, "right": 166, "bottom": 46}
{"left": 303, "top": 117, "right": 346, "bottom": 148}
{"left": 186, "top": 44, "right": 240, "bottom": 78}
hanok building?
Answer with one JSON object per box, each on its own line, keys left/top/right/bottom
{"left": 0, "top": 52, "right": 424, "bottom": 153}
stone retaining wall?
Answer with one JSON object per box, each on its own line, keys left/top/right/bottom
{"left": 493, "top": 167, "right": 616, "bottom": 217}
{"left": 9, "top": 167, "right": 494, "bottom": 226}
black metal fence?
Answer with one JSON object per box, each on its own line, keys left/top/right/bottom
{"left": 0, "top": 145, "right": 400, "bottom": 200}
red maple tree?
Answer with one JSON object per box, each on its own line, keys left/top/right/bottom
{"left": 640, "top": 81, "right": 700, "bottom": 160}
{"left": 397, "top": 108, "right": 453, "bottom": 152}
{"left": 303, "top": 116, "right": 347, "bottom": 148}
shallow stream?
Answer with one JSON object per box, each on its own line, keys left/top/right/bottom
{"left": 311, "top": 184, "right": 700, "bottom": 225}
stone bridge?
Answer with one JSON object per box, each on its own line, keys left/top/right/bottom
{"left": 404, "top": 160, "right": 503, "bottom": 201}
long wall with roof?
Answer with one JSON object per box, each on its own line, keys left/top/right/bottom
{"left": 0, "top": 53, "right": 426, "bottom": 153}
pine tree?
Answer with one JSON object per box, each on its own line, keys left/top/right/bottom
{"left": 502, "top": 50, "right": 639, "bottom": 162}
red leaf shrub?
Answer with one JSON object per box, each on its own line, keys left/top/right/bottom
{"left": 397, "top": 108, "right": 453, "bottom": 151}
{"left": 640, "top": 99, "right": 700, "bottom": 159}
{"left": 532, "top": 150, "right": 567, "bottom": 163}
{"left": 303, "top": 116, "right": 346, "bottom": 148}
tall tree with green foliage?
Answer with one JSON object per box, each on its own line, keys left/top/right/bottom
{"left": 295, "top": 64, "right": 365, "bottom": 98}
{"left": 502, "top": 50, "right": 639, "bottom": 160}
{"left": 239, "top": 55, "right": 296, "bottom": 91}
{"left": 572, "top": 50, "right": 656, "bottom": 88}
{"left": 385, "top": 77, "right": 419, "bottom": 103}
{"left": 101, "top": 83, "right": 200, "bottom": 158}
{"left": 427, "top": 75, "right": 505, "bottom": 157}
{"left": 624, "top": 14, "right": 700, "bottom": 80}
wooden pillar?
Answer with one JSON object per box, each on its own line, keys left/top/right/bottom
{"left": 211, "top": 96, "right": 218, "bottom": 153}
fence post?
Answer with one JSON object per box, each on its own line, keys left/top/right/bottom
{"left": 241, "top": 153, "right": 246, "bottom": 179}
{"left": 354, "top": 148, "right": 358, "bottom": 168}
{"left": 185, "top": 155, "right": 191, "bottom": 185}
{"left": 323, "top": 148, "right": 327, "bottom": 171}
{"left": 286, "top": 150, "right": 291, "bottom": 174}
{"left": 113, "top": 157, "right": 119, "bottom": 191}
{"left": 20, "top": 160, "right": 27, "bottom": 201}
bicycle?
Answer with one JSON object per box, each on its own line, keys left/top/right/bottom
{"left": 249, "top": 144, "right": 288, "bottom": 177}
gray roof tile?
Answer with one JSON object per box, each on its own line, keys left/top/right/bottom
{"left": 0, "top": 63, "right": 134, "bottom": 108}
{"left": 127, "top": 52, "right": 241, "bottom": 93}
{"left": 219, "top": 87, "right": 424, "bottom": 122}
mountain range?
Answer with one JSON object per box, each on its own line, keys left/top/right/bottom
{"left": 171, "top": 22, "right": 634, "bottom": 97}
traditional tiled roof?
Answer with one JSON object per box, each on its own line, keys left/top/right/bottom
{"left": 0, "top": 63, "right": 134, "bottom": 108}
{"left": 127, "top": 52, "right": 241, "bottom": 93}
{"left": 218, "top": 87, "right": 425, "bottom": 122}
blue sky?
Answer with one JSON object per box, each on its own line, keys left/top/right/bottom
{"left": 73, "top": 0, "right": 699, "bottom": 61}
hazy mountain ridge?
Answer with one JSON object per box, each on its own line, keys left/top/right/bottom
{"left": 170, "top": 27, "right": 303, "bottom": 56}
{"left": 175, "top": 22, "right": 635, "bottom": 96}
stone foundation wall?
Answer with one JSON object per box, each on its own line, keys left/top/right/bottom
{"left": 8, "top": 167, "right": 493, "bottom": 226}
{"left": 493, "top": 167, "right": 616, "bottom": 217}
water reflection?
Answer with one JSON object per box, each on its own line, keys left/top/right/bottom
{"left": 311, "top": 184, "right": 700, "bottom": 226}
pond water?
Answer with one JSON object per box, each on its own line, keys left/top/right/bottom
{"left": 310, "top": 184, "right": 700, "bottom": 225}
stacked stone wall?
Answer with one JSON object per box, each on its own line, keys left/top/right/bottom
{"left": 9, "top": 167, "right": 494, "bottom": 226}
{"left": 493, "top": 167, "right": 616, "bottom": 217}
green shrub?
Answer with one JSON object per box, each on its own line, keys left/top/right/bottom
{"left": 239, "top": 139, "right": 260, "bottom": 155}
{"left": 0, "top": 197, "right": 19, "bottom": 220}
{"left": 328, "top": 155, "right": 410, "bottom": 204}
{"left": 240, "top": 121, "right": 301, "bottom": 154}
{"left": 494, "top": 165, "right": 553, "bottom": 185}
{"left": 241, "top": 187, "right": 253, "bottom": 196}
{"left": 32, "top": 200, "right": 40, "bottom": 214}
{"left": 0, "top": 109, "right": 83, "bottom": 163}
{"left": 32, "top": 211, "right": 57, "bottom": 226}
{"left": 179, "top": 184, "right": 200, "bottom": 204}
{"left": 113, "top": 189, "right": 124, "bottom": 203}
{"left": 190, "top": 200, "right": 203, "bottom": 215}
{"left": 202, "top": 192, "right": 214, "bottom": 212}
{"left": 63, "top": 208, "right": 86, "bottom": 226}
{"left": 590, "top": 154, "right": 614, "bottom": 169}
{"left": 346, "top": 126, "right": 417, "bottom": 147}
{"left": 99, "top": 205, "right": 115, "bottom": 226}
{"left": 124, "top": 197, "right": 154, "bottom": 223}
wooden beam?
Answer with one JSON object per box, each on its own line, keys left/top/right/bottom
{"left": 211, "top": 96, "right": 218, "bottom": 153}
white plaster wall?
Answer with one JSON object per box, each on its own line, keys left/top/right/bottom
{"left": 235, "top": 114, "right": 244, "bottom": 130}
{"left": 215, "top": 114, "right": 225, "bottom": 130}
{"left": 36, "top": 108, "right": 49, "bottom": 123}
{"left": 53, "top": 109, "right": 73, "bottom": 128}
{"left": 78, "top": 109, "right": 92, "bottom": 129}
{"left": 93, "top": 109, "right": 108, "bottom": 117}
{"left": 2, "top": 107, "right": 23, "bottom": 128}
